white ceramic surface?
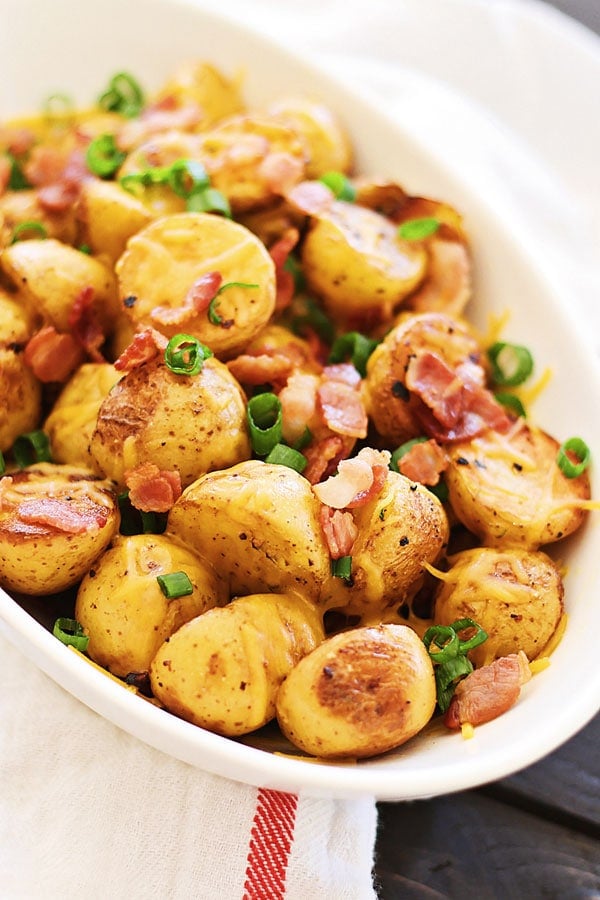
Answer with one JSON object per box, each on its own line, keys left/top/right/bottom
{"left": 1, "top": 0, "right": 599, "bottom": 800}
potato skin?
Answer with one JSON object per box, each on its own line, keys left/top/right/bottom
{"left": 90, "top": 357, "right": 251, "bottom": 489}
{"left": 444, "top": 424, "right": 591, "bottom": 549}
{"left": 167, "top": 460, "right": 331, "bottom": 601}
{"left": 267, "top": 96, "right": 353, "bottom": 178}
{"left": 150, "top": 592, "right": 324, "bottom": 736}
{"left": 76, "top": 178, "right": 153, "bottom": 266}
{"left": 276, "top": 624, "right": 436, "bottom": 758}
{"left": 0, "top": 348, "right": 41, "bottom": 452}
{"left": 75, "top": 534, "right": 226, "bottom": 677}
{"left": 433, "top": 547, "right": 564, "bottom": 666}
{"left": 320, "top": 470, "right": 449, "bottom": 619}
{"left": 0, "top": 463, "right": 120, "bottom": 595}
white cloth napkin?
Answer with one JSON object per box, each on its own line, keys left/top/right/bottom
{"left": 1, "top": 2, "right": 598, "bottom": 898}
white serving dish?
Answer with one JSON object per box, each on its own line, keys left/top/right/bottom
{"left": 1, "top": 0, "right": 599, "bottom": 800}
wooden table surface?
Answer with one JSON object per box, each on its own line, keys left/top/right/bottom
{"left": 374, "top": 3, "right": 599, "bottom": 896}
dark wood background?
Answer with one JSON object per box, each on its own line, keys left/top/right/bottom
{"left": 374, "top": 3, "right": 600, "bottom": 896}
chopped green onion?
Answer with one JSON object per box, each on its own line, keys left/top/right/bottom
{"left": 423, "top": 617, "right": 488, "bottom": 712}
{"left": 164, "top": 334, "right": 213, "bottom": 376}
{"left": 13, "top": 430, "right": 52, "bottom": 468}
{"left": 283, "top": 253, "right": 305, "bottom": 293}
{"left": 85, "top": 133, "right": 126, "bottom": 178}
{"left": 79, "top": 244, "right": 92, "bottom": 255}
{"left": 319, "top": 170, "right": 356, "bottom": 202}
{"left": 428, "top": 479, "right": 449, "bottom": 503}
{"left": 140, "top": 511, "right": 168, "bottom": 534}
{"left": 119, "top": 165, "right": 171, "bottom": 195}
{"left": 494, "top": 391, "right": 526, "bottom": 418}
{"left": 0, "top": 450, "right": 5, "bottom": 475}
{"left": 265, "top": 443, "right": 307, "bottom": 473}
{"left": 487, "top": 342, "right": 534, "bottom": 387}
{"left": 293, "top": 426, "right": 312, "bottom": 451}
{"left": 157, "top": 571, "right": 194, "bottom": 599}
{"left": 398, "top": 217, "right": 440, "bottom": 241}
{"left": 186, "top": 186, "right": 232, "bottom": 217}
{"left": 208, "top": 281, "right": 259, "bottom": 327}
{"left": 328, "top": 331, "right": 379, "bottom": 377}
{"left": 422, "top": 624, "right": 460, "bottom": 664}
{"left": 117, "top": 492, "right": 167, "bottom": 535}
{"left": 556, "top": 437, "right": 591, "bottom": 478}
{"left": 330, "top": 555, "right": 352, "bottom": 580}
{"left": 99, "top": 72, "right": 144, "bottom": 118}
{"left": 10, "top": 220, "right": 48, "bottom": 244}
{"left": 5, "top": 153, "right": 31, "bottom": 191}
{"left": 167, "top": 159, "right": 210, "bottom": 198}
{"left": 43, "top": 93, "right": 74, "bottom": 122}
{"left": 389, "top": 437, "right": 428, "bottom": 473}
{"left": 247, "top": 393, "right": 283, "bottom": 456}
{"left": 53, "top": 617, "right": 89, "bottom": 652}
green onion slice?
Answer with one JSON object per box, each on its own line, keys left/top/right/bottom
{"left": 556, "top": 437, "right": 591, "bottom": 478}
{"left": 265, "top": 443, "right": 307, "bottom": 473}
{"left": 99, "top": 72, "right": 144, "bottom": 118}
{"left": 283, "top": 253, "right": 305, "bottom": 293}
{"left": 43, "top": 93, "right": 74, "bottom": 121}
{"left": 10, "top": 221, "right": 48, "bottom": 244}
{"left": 53, "top": 617, "right": 89, "bottom": 652}
{"left": 164, "top": 334, "right": 213, "bottom": 376}
{"left": 328, "top": 331, "right": 379, "bottom": 377}
{"left": 398, "top": 217, "right": 440, "bottom": 241}
{"left": 487, "top": 342, "right": 534, "bottom": 387}
{"left": 330, "top": 555, "right": 352, "bottom": 580}
{"left": 293, "top": 426, "right": 312, "bottom": 451}
{"left": 494, "top": 391, "right": 527, "bottom": 418}
{"left": 86, "top": 133, "right": 126, "bottom": 178}
{"left": 13, "top": 430, "right": 52, "bottom": 468}
{"left": 247, "top": 392, "right": 283, "bottom": 456}
{"left": 5, "top": 154, "right": 31, "bottom": 191}
{"left": 0, "top": 450, "right": 5, "bottom": 475}
{"left": 167, "top": 159, "right": 210, "bottom": 198}
{"left": 186, "top": 186, "right": 232, "bottom": 217}
{"left": 452, "top": 617, "right": 488, "bottom": 653}
{"left": 422, "top": 625, "right": 460, "bottom": 664}
{"left": 319, "top": 170, "right": 356, "bottom": 202}
{"left": 208, "top": 282, "right": 259, "bottom": 327}
{"left": 156, "top": 571, "right": 194, "bottom": 599}
{"left": 389, "top": 437, "right": 428, "bottom": 472}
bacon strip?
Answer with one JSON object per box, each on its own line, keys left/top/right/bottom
{"left": 124, "top": 463, "right": 182, "bottom": 513}
{"left": 319, "top": 505, "right": 358, "bottom": 559}
{"left": 285, "top": 180, "right": 334, "bottom": 216}
{"left": 302, "top": 436, "right": 346, "bottom": 485}
{"left": 226, "top": 352, "right": 293, "bottom": 387}
{"left": 68, "top": 286, "right": 105, "bottom": 362}
{"left": 24, "top": 326, "right": 85, "bottom": 383}
{"left": 151, "top": 271, "right": 222, "bottom": 326}
{"left": 17, "top": 498, "right": 108, "bottom": 533}
{"left": 312, "top": 448, "right": 390, "bottom": 509}
{"left": 269, "top": 228, "right": 299, "bottom": 313}
{"left": 114, "top": 327, "right": 168, "bottom": 372}
{"left": 317, "top": 379, "right": 368, "bottom": 438}
{"left": 398, "top": 439, "right": 448, "bottom": 486}
{"left": 444, "top": 652, "right": 532, "bottom": 729}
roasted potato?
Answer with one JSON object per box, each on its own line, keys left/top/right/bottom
{"left": 76, "top": 533, "right": 226, "bottom": 677}
{"left": 276, "top": 624, "right": 436, "bottom": 758}
{"left": 152, "top": 60, "right": 245, "bottom": 126}
{"left": 300, "top": 201, "right": 426, "bottom": 330}
{"left": 0, "top": 463, "right": 120, "bottom": 595}
{"left": 90, "top": 356, "right": 250, "bottom": 489}
{"left": 76, "top": 178, "right": 153, "bottom": 265}
{"left": 167, "top": 460, "right": 331, "bottom": 601}
{"left": 267, "top": 96, "right": 353, "bottom": 178}
{"left": 118, "top": 132, "right": 202, "bottom": 216}
{"left": 150, "top": 592, "right": 324, "bottom": 736}
{"left": 116, "top": 211, "right": 276, "bottom": 359}
{"left": 433, "top": 546, "right": 564, "bottom": 666}
{"left": 44, "top": 362, "right": 121, "bottom": 469}
{"left": 0, "top": 189, "right": 78, "bottom": 248}
{"left": 0, "top": 349, "right": 42, "bottom": 452}
{"left": 444, "top": 422, "right": 591, "bottom": 549}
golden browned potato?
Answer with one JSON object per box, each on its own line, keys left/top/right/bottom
{"left": 0, "top": 189, "right": 78, "bottom": 248}
{"left": 44, "top": 362, "right": 121, "bottom": 469}
{"left": 363, "top": 311, "right": 485, "bottom": 446}
{"left": 167, "top": 460, "right": 331, "bottom": 601}
{"left": 433, "top": 546, "right": 564, "bottom": 666}
{"left": 116, "top": 211, "right": 276, "bottom": 359}
{"left": 75, "top": 533, "right": 227, "bottom": 677}
{"left": 0, "top": 463, "right": 120, "bottom": 595}
{"left": 276, "top": 624, "right": 436, "bottom": 758}
{"left": 118, "top": 132, "right": 202, "bottom": 216}
{"left": 1, "top": 237, "right": 120, "bottom": 335}
{"left": 150, "top": 592, "right": 324, "bottom": 736}
{"left": 0, "top": 286, "right": 39, "bottom": 342}
{"left": 267, "top": 96, "right": 353, "bottom": 178}
{"left": 0, "top": 348, "right": 42, "bottom": 453}
{"left": 300, "top": 201, "right": 426, "bottom": 330}
{"left": 76, "top": 178, "right": 153, "bottom": 265}
{"left": 444, "top": 423, "right": 591, "bottom": 549}
{"left": 319, "top": 469, "right": 449, "bottom": 619}
{"left": 90, "top": 356, "right": 250, "bottom": 489}
{"left": 152, "top": 60, "right": 245, "bottom": 126}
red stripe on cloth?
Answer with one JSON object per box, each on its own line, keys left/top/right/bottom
{"left": 243, "top": 788, "right": 298, "bottom": 899}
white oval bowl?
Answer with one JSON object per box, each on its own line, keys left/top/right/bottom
{"left": 0, "top": 0, "right": 598, "bottom": 800}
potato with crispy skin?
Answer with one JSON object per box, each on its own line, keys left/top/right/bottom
{"left": 76, "top": 178, "right": 153, "bottom": 266}
{"left": 267, "top": 96, "right": 353, "bottom": 178}
{"left": 150, "top": 592, "right": 324, "bottom": 736}
{"left": 90, "top": 356, "right": 250, "bottom": 490}
{"left": 444, "top": 422, "right": 591, "bottom": 549}
{"left": 76, "top": 534, "right": 226, "bottom": 677}
{"left": 276, "top": 624, "right": 436, "bottom": 758}
{"left": 167, "top": 460, "right": 331, "bottom": 601}
{"left": 152, "top": 60, "right": 245, "bottom": 127}
{"left": 0, "top": 463, "right": 120, "bottom": 595}
{"left": 433, "top": 546, "right": 564, "bottom": 666}
{"left": 0, "top": 349, "right": 41, "bottom": 453}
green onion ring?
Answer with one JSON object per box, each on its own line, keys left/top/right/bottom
{"left": 452, "top": 617, "right": 488, "bottom": 653}
{"left": 156, "top": 571, "right": 194, "bottom": 599}
{"left": 487, "top": 341, "right": 534, "bottom": 387}
{"left": 85, "top": 133, "right": 126, "bottom": 178}
{"left": 556, "top": 437, "right": 591, "bottom": 478}
{"left": 12, "top": 430, "right": 52, "bottom": 468}
{"left": 330, "top": 555, "right": 352, "bottom": 580}
{"left": 422, "top": 624, "right": 461, "bottom": 664}
{"left": 328, "top": 331, "right": 379, "bottom": 377}
{"left": 167, "top": 159, "right": 210, "bottom": 198}
{"left": 319, "top": 170, "right": 356, "bottom": 202}
{"left": 53, "top": 617, "right": 89, "bottom": 652}
{"left": 398, "top": 217, "right": 440, "bottom": 241}
{"left": 99, "top": 72, "right": 145, "bottom": 118}
{"left": 164, "top": 334, "right": 213, "bottom": 376}
{"left": 10, "top": 221, "right": 48, "bottom": 244}
{"left": 186, "top": 187, "right": 232, "bottom": 217}
{"left": 247, "top": 393, "right": 283, "bottom": 456}
{"left": 0, "top": 450, "right": 5, "bottom": 475}
{"left": 265, "top": 443, "right": 307, "bottom": 473}
{"left": 494, "top": 391, "right": 527, "bottom": 418}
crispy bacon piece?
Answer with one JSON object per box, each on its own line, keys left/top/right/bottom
{"left": 116, "top": 104, "right": 203, "bottom": 152}
{"left": 322, "top": 363, "right": 362, "bottom": 388}
{"left": 24, "top": 325, "right": 85, "bottom": 383}
{"left": 406, "top": 350, "right": 511, "bottom": 442}
{"left": 151, "top": 271, "right": 223, "bottom": 326}
{"left": 124, "top": 463, "right": 182, "bottom": 513}
{"left": 317, "top": 379, "right": 368, "bottom": 438}
{"left": 68, "top": 286, "right": 105, "bottom": 361}
{"left": 259, "top": 152, "right": 304, "bottom": 194}
{"left": 226, "top": 352, "right": 293, "bottom": 387}
{"left": 114, "top": 327, "right": 168, "bottom": 372}
{"left": 285, "top": 179, "right": 334, "bottom": 216}
{"left": 319, "top": 505, "right": 358, "bottom": 559}
{"left": 26, "top": 146, "right": 88, "bottom": 213}
{"left": 0, "top": 125, "right": 36, "bottom": 157}
{"left": 444, "top": 652, "right": 532, "bottom": 729}
{"left": 302, "top": 435, "right": 346, "bottom": 485}
{"left": 312, "top": 447, "right": 390, "bottom": 509}
{"left": 269, "top": 228, "right": 299, "bottom": 313}
{"left": 398, "top": 438, "right": 448, "bottom": 486}
{"left": 16, "top": 497, "right": 108, "bottom": 533}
